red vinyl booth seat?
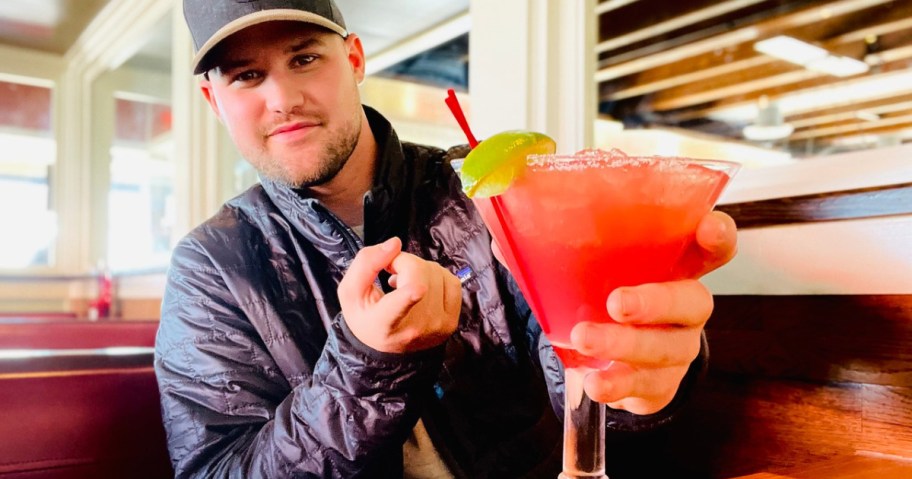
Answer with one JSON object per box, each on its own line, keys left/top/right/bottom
{"left": 0, "top": 321, "right": 173, "bottom": 479}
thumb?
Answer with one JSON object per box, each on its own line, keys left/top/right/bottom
{"left": 338, "top": 237, "right": 401, "bottom": 303}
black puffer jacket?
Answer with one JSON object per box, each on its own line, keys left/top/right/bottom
{"left": 154, "top": 107, "right": 703, "bottom": 478}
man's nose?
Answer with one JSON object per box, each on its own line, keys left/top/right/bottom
{"left": 264, "top": 72, "right": 304, "bottom": 114}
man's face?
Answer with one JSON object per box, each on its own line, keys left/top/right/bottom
{"left": 200, "top": 21, "right": 366, "bottom": 188}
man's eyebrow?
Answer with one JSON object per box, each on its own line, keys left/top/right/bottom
{"left": 216, "top": 58, "right": 253, "bottom": 75}
{"left": 213, "top": 37, "right": 328, "bottom": 75}
{"left": 287, "top": 37, "right": 327, "bottom": 53}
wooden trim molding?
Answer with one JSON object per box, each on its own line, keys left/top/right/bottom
{"left": 717, "top": 182, "right": 912, "bottom": 229}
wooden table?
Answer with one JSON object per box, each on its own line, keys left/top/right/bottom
{"left": 734, "top": 455, "right": 912, "bottom": 479}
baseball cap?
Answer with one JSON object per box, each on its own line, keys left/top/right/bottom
{"left": 184, "top": 0, "right": 348, "bottom": 75}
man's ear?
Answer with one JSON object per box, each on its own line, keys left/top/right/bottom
{"left": 345, "top": 34, "right": 366, "bottom": 84}
{"left": 199, "top": 77, "right": 224, "bottom": 122}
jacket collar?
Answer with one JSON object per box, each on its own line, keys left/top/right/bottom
{"left": 362, "top": 106, "right": 409, "bottom": 245}
{"left": 260, "top": 106, "right": 409, "bottom": 262}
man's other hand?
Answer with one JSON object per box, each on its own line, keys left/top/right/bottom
{"left": 338, "top": 237, "right": 462, "bottom": 354}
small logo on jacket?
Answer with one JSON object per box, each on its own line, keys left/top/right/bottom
{"left": 456, "top": 266, "right": 474, "bottom": 284}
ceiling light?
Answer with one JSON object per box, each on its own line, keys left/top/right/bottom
{"left": 753, "top": 35, "right": 869, "bottom": 78}
{"left": 855, "top": 111, "right": 880, "bottom": 122}
{"left": 754, "top": 36, "right": 828, "bottom": 65}
{"left": 743, "top": 124, "right": 794, "bottom": 142}
{"left": 743, "top": 97, "right": 794, "bottom": 141}
{"left": 806, "top": 55, "right": 870, "bottom": 77}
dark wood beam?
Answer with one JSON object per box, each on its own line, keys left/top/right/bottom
{"left": 787, "top": 93, "right": 912, "bottom": 125}
{"left": 600, "top": 0, "right": 912, "bottom": 103}
{"left": 791, "top": 116, "right": 912, "bottom": 141}
{"left": 595, "top": 0, "right": 892, "bottom": 83}
{"left": 664, "top": 53, "right": 912, "bottom": 123}
{"left": 641, "top": 23, "right": 912, "bottom": 111}
{"left": 597, "top": 0, "right": 770, "bottom": 54}
{"left": 790, "top": 103, "right": 912, "bottom": 130}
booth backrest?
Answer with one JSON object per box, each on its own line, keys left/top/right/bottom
{"left": 0, "top": 320, "right": 173, "bottom": 479}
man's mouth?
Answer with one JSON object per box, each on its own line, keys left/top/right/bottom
{"left": 268, "top": 121, "right": 319, "bottom": 137}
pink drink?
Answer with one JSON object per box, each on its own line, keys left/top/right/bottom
{"left": 472, "top": 150, "right": 737, "bottom": 369}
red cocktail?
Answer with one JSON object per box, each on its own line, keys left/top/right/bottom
{"left": 461, "top": 148, "right": 738, "bottom": 478}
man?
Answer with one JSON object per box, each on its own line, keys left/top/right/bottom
{"left": 154, "top": 1, "right": 738, "bottom": 477}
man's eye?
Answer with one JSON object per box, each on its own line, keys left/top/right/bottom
{"left": 293, "top": 55, "right": 317, "bottom": 67}
{"left": 233, "top": 70, "right": 261, "bottom": 83}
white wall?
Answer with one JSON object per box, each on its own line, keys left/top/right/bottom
{"left": 705, "top": 144, "right": 912, "bottom": 295}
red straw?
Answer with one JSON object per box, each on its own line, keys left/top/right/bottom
{"left": 445, "top": 88, "right": 479, "bottom": 148}
{"left": 444, "top": 92, "right": 545, "bottom": 333}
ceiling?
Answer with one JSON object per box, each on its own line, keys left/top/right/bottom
{"left": 596, "top": 0, "right": 912, "bottom": 157}
{"left": 0, "top": 0, "right": 110, "bottom": 54}
{"left": 2, "top": 0, "right": 906, "bottom": 158}
{"left": 0, "top": 0, "right": 467, "bottom": 71}
{"left": 338, "top": 0, "right": 468, "bottom": 57}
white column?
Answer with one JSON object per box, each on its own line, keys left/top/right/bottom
{"left": 87, "top": 70, "right": 116, "bottom": 269}
{"left": 52, "top": 60, "right": 84, "bottom": 274}
{"left": 468, "top": 0, "right": 597, "bottom": 153}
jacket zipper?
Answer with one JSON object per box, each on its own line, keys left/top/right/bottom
{"left": 317, "top": 200, "right": 468, "bottom": 476}
{"left": 315, "top": 204, "right": 363, "bottom": 257}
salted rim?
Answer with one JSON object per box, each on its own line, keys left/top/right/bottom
{"left": 526, "top": 150, "right": 741, "bottom": 174}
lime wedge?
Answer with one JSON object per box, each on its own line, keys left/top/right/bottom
{"left": 460, "top": 130, "right": 556, "bottom": 198}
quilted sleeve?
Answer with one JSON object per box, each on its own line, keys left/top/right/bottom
{"left": 154, "top": 236, "right": 443, "bottom": 478}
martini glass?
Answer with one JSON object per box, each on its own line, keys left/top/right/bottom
{"left": 456, "top": 149, "right": 738, "bottom": 478}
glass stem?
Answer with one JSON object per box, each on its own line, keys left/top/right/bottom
{"left": 560, "top": 367, "right": 608, "bottom": 479}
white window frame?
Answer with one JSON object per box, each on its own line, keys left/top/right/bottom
{"left": 0, "top": 0, "right": 228, "bottom": 311}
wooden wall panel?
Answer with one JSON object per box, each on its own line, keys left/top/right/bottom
{"left": 611, "top": 377, "right": 912, "bottom": 478}
{"left": 707, "top": 295, "right": 912, "bottom": 386}
{"left": 621, "top": 294, "right": 912, "bottom": 478}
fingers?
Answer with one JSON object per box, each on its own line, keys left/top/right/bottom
{"left": 675, "top": 210, "right": 738, "bottom": 278}
{"left": 570, "top": 321, "right": 702, "bottom": 367}
{"left": 583, "top": 363, "right": 688, "bottom": 415}
{"left": 338, "top": 237, "right": 401, "bottom": 305}
{"left": 374, "top": 283, "right": 428, "bottom": 326}
{"left": 375, "top": 252, "right": 461, "bottom": 326}
{"left": 572, "top": 280, "right": 709, "bottom": 367}
{"left": 374, "top": 252, "right": 430, "bottom": 323}
{"left": 695, "top": 210, "right": 738, "bottom": 272}
{"left": 606, "top": 280, "right": 714, "bottom": 327}
{"left": 389, "top": 269, "right": 460, "bottom": 318}
{"left": 570, "top": 275, "right": 711, "bottom": 413}
{"left": 339, "top": 239, "right": 463, "bottom": 354}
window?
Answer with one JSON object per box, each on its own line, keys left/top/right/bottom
{"left": 0, "top": 79, "right": 56, "bottom": 269}
{"left": 107, "top": 97, "right": 175, "bottom": 271}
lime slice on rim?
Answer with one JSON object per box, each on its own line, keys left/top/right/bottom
{"left": 459, "top": 130, "right": 556, "bottom": 198}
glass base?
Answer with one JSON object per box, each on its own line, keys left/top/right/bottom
{"left": 559, "top": 473, "right": 608, "bottom": 479}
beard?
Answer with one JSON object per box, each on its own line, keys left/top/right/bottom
{"left": 250, "top": 108, "right": 362, "bottom": 189}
